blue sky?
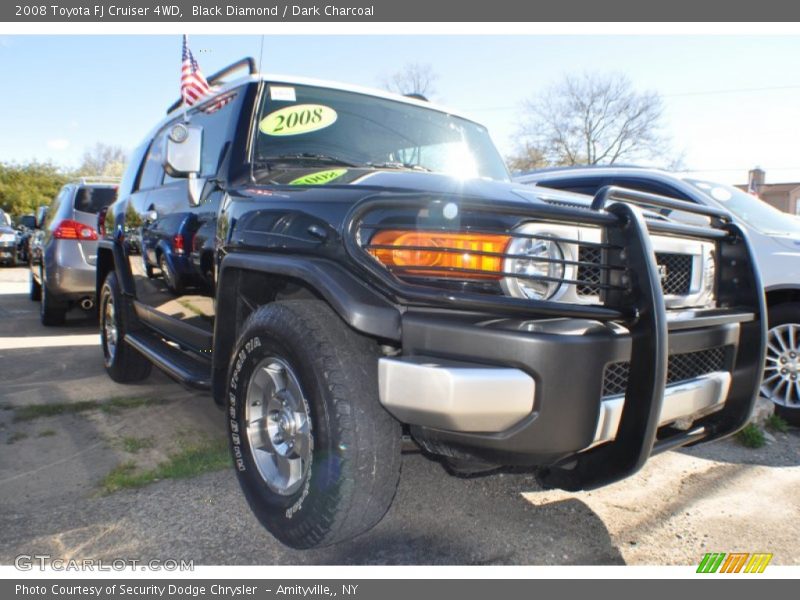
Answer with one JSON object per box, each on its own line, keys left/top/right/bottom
{"left": 1, "top": 34, "right": 800, "bottom": 185}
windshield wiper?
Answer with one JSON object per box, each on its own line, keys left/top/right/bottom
{"left": 258, "top": 153, "right": 360, "bottom": 168}
{"left": 366, "top": 161, "right": 433, "bottom": 172}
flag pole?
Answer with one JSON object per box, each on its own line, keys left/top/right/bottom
{"left": 182, "top": 35, "right": 190, "bottom": 124}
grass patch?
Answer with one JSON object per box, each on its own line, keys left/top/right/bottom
{"left": 736, "top": 423, "right": 766, "bottom": 448}
{"left": 765, "top": 414, "right": 790, "bottom": 433}
{"left": 121, "top": 436, "right": 155, "bottom": 454}
{"left": 7, "top": 431, "right": 28, "bottom": 444}
{"left": 13, "top": 397, "right": 168, "bottom": 422}
{"left": 101, "top": 437, "right": 231, "bottom": 494}
{"left": 100, "top": 397, "right": 168, "bottom": 414}
{"left": 37, "top": 429, "right": 56, "bottom": 437}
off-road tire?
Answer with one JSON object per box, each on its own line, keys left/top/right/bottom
{"left": 227, "top": 299, "right": 402, "bottom": 549}
{"left": 100, "top": 271, "right": 152, "bottom": 383}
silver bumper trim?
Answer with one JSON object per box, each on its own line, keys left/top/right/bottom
{"left": 592, "top": 371, "right": 732, "bottom": 445}
{"left": 378, "top": 356, "right": 535, "bottom": 433}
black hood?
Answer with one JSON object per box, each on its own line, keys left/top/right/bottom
{"left": 244, "top": 166, "right": 590, "bottom": 206}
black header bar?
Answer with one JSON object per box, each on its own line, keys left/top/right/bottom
{"left": 3, "top": 0, "right": 800, "bottom": 22}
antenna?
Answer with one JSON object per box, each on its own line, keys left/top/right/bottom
{"left": 258, "top": 35, "right": 265, "bottom": 73}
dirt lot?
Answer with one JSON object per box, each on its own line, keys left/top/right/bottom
{"left": 0, "top": 265, "right": 798, "bottom": 565}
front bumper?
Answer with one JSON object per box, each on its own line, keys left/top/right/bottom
{"left": 381, "top": 309, "right": 753, "bottom": 469}
{"left": 0, "top": 241, "right": 16, "bottom": 261}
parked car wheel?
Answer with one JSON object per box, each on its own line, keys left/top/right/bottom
{"left": 762, "top": 302, "right": 800, "bottom": 425}
{"left": 40, "top": 270, "right": 67, "bottom": 326}
{"left": 29, "top": 271, "right": 41, "bottom": 301}
{"left": 159, "top": 253, "right": 184, "bottom": 295}
{"left": 228, "top": 299, "right": 402, "bottom": 549}
{"left": 100, "top": 271, "right": 153, "bottom": 383}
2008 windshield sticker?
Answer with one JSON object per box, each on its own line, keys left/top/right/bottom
{"left": 259, "top": 104, "right": 338, "bottom": 136}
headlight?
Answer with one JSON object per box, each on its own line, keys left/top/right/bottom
{"left": 0, "top": 233, "right": 15, "bottom": 243}
{"left": 502, "top": 235, "right": 566, "bottom": 300}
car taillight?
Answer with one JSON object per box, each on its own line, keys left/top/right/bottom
{"left": 367, "top": 230, "right": 512, "bottom": 279}
{"left": 97, "top": 208, "right": 107, "bottom": 238}
{"left": 53, "top": 219, "right": 98, "bottom": 240}
{"left": 172, "top": 234, "right": 185, "bottom": 254}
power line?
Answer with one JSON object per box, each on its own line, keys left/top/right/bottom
{"left": 463, "top": 83, "right": 800, "bottom": 112}
{"left": 664, "top": 84, "right": 800, "bottom": 98}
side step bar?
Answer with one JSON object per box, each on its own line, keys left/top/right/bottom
{"left": 125, "top": 331, "right": 212, "bottom": 390}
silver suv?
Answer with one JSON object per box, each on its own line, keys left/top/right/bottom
{"left": 30, "top": 178, "right": 118, "bottom": 325}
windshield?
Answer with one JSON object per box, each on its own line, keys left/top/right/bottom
{"left": 685, "top": 178, "right": 800, "bottom": 236}
{"left": 253, "top": 83, "right": 509, "bottom": 181}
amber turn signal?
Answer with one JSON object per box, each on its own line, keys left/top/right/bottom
{"left": 368, "top": 230, "right": 512, "bottom": 279}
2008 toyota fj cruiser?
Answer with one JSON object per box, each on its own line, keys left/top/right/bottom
{"left": 97, "top": 58, "right": 766, "bottom": 549}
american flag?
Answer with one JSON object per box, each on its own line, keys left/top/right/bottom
{"left": 181, "top": 35, "right": 210, "bottom": 107}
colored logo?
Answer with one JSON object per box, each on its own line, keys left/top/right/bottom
{"left": 696, "top": 552, "right": 772, "bottom": 573}
{"left": 289, "top": 169, "right": 348, "bottom": 186}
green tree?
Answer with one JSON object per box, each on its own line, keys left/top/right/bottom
{"left": 0, "top": 161, "right": 71, "bottom": 218}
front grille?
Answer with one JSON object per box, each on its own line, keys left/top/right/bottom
{"left": 657, "top": 253, "right": 692, "bottom": 295}
{"left": 576, "top": 246, "right": 602, "bottom": 295}
{"left": 576, "top": 246, "right": 693, "bottom": 297}
{"left": 602, "top": 346, "right": 728, "bottom": 397}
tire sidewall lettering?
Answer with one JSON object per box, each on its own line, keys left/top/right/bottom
{"left": 228, "top": 334, "right": 312, "bottom": 517}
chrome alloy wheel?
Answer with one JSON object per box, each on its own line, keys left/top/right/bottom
{"left": 245, "top": 357, "right": 312, "bottom": 496}
{"left": 102, "top": 294, "right": 118, "bottom": 366}
{"left": 762, "top": 323, "right": 800, "bottom": 408}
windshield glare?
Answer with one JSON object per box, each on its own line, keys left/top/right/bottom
{"left": 253, "top": 83, "right": 509, "bottom": 181}
{"left": 685, "top": 178, "right": 800, "bottom": 236}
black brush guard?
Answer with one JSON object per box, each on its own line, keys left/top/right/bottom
{"left": 343, "top": 186, "right": 766, "bottom": 491}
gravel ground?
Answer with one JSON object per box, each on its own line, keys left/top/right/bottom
{"left": 1, "top": 266, "right": 798, "bottom": 565}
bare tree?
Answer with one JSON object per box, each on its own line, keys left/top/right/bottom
{"left": 77, "top": 143, "right": 127, "bottom": 178}
{"left": 505, "top": 142, "right": 550, "bottom": 173}
{"left": 508, "top": 73, "right": 673, "bottom": 171}
{"left": 383, "top": 63, "right": 438, "bottom": 99}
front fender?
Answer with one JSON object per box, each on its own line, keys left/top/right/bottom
{"left": 218, "top": 253, "right": 401, "bottom": 340}
{"left": 210, "top": 253, "right": 401, "bottom": 405}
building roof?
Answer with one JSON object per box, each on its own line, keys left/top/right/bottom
{"left": 734, "top": 182, "right": 800, "bottom": 194}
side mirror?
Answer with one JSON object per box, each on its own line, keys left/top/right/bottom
{"left": 36, "top": 208, "right": 48, "bottom": 229}
{"left": 164, "top": 123, "right": 204, "bottom": 207}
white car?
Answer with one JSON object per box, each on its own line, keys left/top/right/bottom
{"left": 515, "top": 166, "right": 800, "bottom": 425}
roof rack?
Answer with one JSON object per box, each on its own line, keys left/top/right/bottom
{"left": 167, "top": 57, "right": 258, "bottom": 114}
{"left": 74, "top": 176, "right": 120, "bottom": 185}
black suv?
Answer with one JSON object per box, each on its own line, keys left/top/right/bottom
{"left": 97, "top": 58, "right": 766, "bottom": 549}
